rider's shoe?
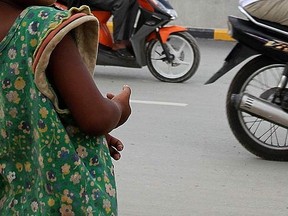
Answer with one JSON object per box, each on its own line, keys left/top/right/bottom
{"left": 114, "top": 48, "right": 135, "bottom": 60}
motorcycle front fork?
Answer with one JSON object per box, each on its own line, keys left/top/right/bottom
{"left": 155, "top": 29, "right": 174, "bottom": 63}
{"left": 272, "top": 63, "right": 288, "bottom": 106}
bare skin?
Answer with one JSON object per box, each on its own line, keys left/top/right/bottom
{"left": 0, "top": 0, "right": 131, "bottom": 160}
{"left": 48, "top": 34, "right": 131, "bottom": 135}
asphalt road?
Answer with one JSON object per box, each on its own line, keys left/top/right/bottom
{"left": 93, "top": 39, "right": 288, "bottom": 216}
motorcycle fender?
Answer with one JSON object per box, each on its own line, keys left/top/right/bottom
{"left": 147, "top": 26, "right": 187, "bottom": 43}
{"left": 205, "top": 43, "right": 259, "bottom": 84}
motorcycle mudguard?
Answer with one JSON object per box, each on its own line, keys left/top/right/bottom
{"left": 205, "top": 43, "right": 258, "bottom": 84}
{"left": 147, "top": 26, "right": 187, "bottom": 43}
{"left": 227, "top": 16, "right": 288, "bottom": 62}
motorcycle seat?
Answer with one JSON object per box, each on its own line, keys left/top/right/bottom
{"left": 238, "top": 6, "right": 288, "bottom": 37}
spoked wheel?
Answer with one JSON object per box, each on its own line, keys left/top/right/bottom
{"left": 146, "top": 31, "right": 200, "bottom": 83}
{"left": 226, "top": 55, "right": 288, "bottom": 161}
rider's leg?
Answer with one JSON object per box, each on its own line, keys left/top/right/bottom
{"left": 111, "top": 0, "right": 138, "bottom": 58}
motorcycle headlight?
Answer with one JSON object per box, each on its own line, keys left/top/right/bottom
{"left": 150, "top": 0, "right": 178, "bottom": 19}
{"left": 167, "top": 9, "right": 178, "bottom": 20}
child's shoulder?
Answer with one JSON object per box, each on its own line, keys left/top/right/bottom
{"left": 21, "top": 5, "right": 69, "bottom": 20}
{"left": 16, "top": 6, "right": 70, "bottom": 36}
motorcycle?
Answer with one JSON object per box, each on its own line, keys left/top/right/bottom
{"left": 206, "top": 6, "right": 288, "bottom": 161}
{"left": 55, "top": 0, "right": 200, "bottom": 83}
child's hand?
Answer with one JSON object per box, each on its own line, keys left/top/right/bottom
{"left": 105, "top": 133, "right": 124, "bottom": 160}
{"left": 107, "top": 85, "right": 132, "bottom": 127}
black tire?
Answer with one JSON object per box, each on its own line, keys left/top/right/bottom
{"left": 146, "top": 31, "right": 200, "bottom": 83}
{"left": 226, "top": 55, "right": 288, "bottom": 161}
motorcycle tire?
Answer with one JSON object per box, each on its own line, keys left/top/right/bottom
{"left": 146, "top": 31, "right": 200, "bottom": 83}
{"left": 226, "top": 55, "right": 288, "bottom": 161}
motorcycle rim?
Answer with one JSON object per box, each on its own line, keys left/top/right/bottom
{"left": 146, "top": 32, "right": 200, "bottom": 83}
{"left": 226, "top": 55, "right": 288, "bottom": 161}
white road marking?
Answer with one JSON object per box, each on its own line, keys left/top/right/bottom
{"left": 130, "top": 99, "right": 188, "bottom": 107}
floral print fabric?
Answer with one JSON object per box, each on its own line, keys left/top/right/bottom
{"left": 0, "top": 6, "right": 117, "bottom": 215}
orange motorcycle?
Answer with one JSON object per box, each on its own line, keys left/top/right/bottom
{"left": 56, "top": 0, "right": 200, "bottom": 83}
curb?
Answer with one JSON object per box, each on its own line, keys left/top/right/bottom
{"left": 188, "top": 28, "right": 234, "bottom": 41}
{"left": 107, "top": 22, "right": 234, "bottom": 41}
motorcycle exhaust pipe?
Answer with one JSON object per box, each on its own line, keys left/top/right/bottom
{"left": 231, "top": 93, "right": 288, "bottom": 128}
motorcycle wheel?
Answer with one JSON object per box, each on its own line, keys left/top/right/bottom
{"left": 226, "top": 55, "right": 288, "bottom": 161}
{"left": 146, "top": 31, "right": 200, "bottom": 83}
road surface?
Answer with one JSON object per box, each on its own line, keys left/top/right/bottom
{"left": 94, "top": 39, "right": 288, "bottom": 216}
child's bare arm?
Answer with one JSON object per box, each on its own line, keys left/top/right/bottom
{"left": 105, "top": 133, "right": 124, "bottom": 160}
{"left": 47, "top": 33, "right": 131, "bottom": 135}
{"left": 106, "top": 86, "right": 131, "bottom": 127}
